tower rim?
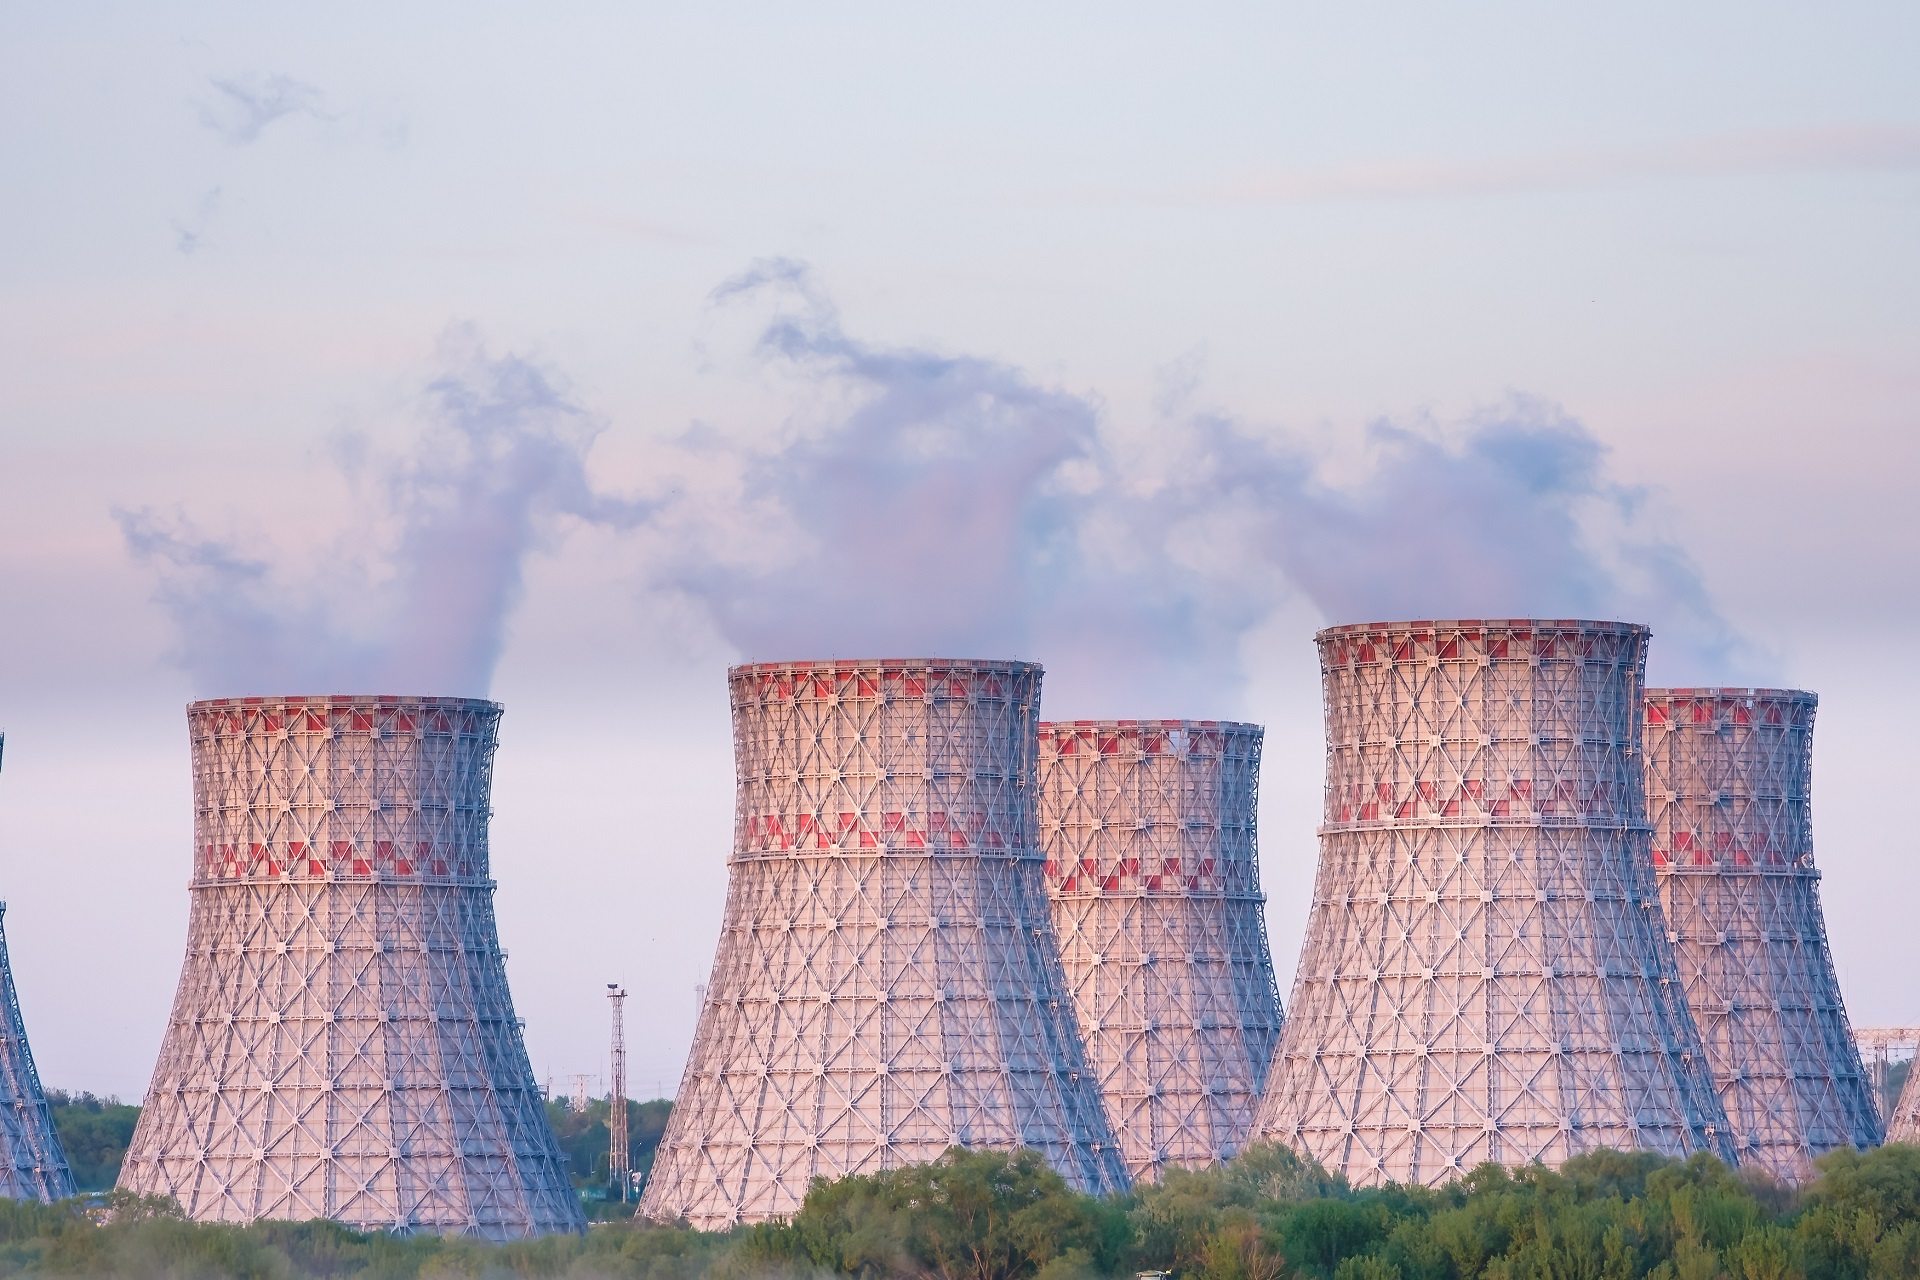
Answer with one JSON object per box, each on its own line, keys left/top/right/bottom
{"left": 1315, "top": 617, "right": 1649, "bottom": 642}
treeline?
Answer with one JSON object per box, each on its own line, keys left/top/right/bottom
{"left": 39, "top": 1092, "right": 674, "bottom": 1204}
{"left": 42, "top": 1091, "right": 140, "bottom": 1192}
{"left": 546, "top": 1097, "right": 673, "bottom": 1214}
{"left": 0, "top": 1142, "right": 1918, "bottom": 1278}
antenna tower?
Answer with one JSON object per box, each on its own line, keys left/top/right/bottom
{"left": 1644, "top": 688, "right": 1881, "bottom": 1181}
{"left": 117, "top": 697, "right": 584, "bottom": 1237}
{"left": 608, "top": 985, "right": 629, "bottom": 1202}
{"left": 640, "top": 660, "right": 1126, "bottom": 1228}
{"left": 1039, "top": 719, "right": 1283, "bottom": 1182}
{"left": 1258, "top": 620, "right": 1735, "bottom": 1186}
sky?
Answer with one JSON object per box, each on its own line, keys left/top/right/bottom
{"left": 0, "top": 3, "right": 1916, "bottom": 1101}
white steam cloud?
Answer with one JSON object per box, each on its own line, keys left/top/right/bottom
{"left": 119, "top": 329, "right": 647, "bottom": 698}
{"left": 649, "top": 260, "right": 1759, "bottom": 704}
{"left": 120, "top": 264, "right": 1758, "bottom": 706}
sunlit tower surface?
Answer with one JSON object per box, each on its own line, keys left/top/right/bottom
{"left": 117, "top": 697, "right": 585, "bottom": 1238}
{"left": 640, "top": 660, "right": 1127, "bottom": 1229}
{"left": 608, "top": 985, "right": 629, "bottom": 1203}
{"left": 1038, "top": 719, "right": 1283, "bottom": 1182}
{"left": 1644, "top": 688, "right": 1881, "bottom": 1180}
{"left": 0, "top": 733, "right": 77, "bottom": 1204}
{"left": 1891, "top": 1061, "right": 1920, "bottom": 1144}
{"left": 1257, "top": 621, "right": 1736, "bottom": 1186}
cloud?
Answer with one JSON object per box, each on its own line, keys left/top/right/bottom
{"left": 655, "top": 258, "right": 1104, "bottom": 662}
{"left": 643, "top": 263, "right": 1759, "bottom": 707}
{"left": 118, "top": 328, "right": 649, "bottom": 698}
{"left": 171, "top": 187, "right": 221, "bottom": 256}
{"left": 194, "top": 74, "right": 329, "bottom": 145}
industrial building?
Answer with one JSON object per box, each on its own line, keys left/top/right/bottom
{"left": 117, "top": 697, "right": 584, "bottom": 1238}
{"left": 1257, "top": 620, "right": 1736, "bottom": 1186}
{"left": 1038, "top": 719, "right": 1282, "bottom": 1182}
{"left": 1644, "top": 687, "right": 1880, "bottom": 1181}
{"left": 639, "top": 660, "right": 1127, "bottom": 1228}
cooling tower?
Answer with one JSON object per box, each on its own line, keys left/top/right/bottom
{"left": 1891, "top": 1066, "right": 1920, "bottom": 1144}
{"left": 117, "top": 697, "right": 584, "bottom": 1239}
{"left": 1644, "top": 688, "right": 1880, "bottom": 1181}
{"left": 1038, "top": 720, "right": 1283, "bottom": 1183}
{"left": 1257, "top": 620, "right": 1735, "bottom": 1186}
{"left": 640, "top": 660, "right": 1127, "bottom": 1228}
{"left": 0, "top": 904, "right": 76, "bottom": 1202}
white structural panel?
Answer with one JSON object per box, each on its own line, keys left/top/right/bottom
{"left": 1038, "top": 720, "right": 1283, "bottom": 1183}
{"left": 0, "top": 904, "right": 75, "bottom": 1202}
{"left": 640, "top": 660, "right": 1127, "bottom": 1229}
{"left": 117, "top": 697, "right": 584, "bottom": 1239}
{"left": 1257, "top": 620, "right": 1736, "bottom": 1186}
{"left": 1645, "top": 688, "right": 1880, "bottom": 1182}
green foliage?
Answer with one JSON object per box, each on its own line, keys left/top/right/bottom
{"left": 545, "top": 1095, "right": 673, "bottom": 1204}
{"left": 0, "top": 1140, "right": 1914, "bottom": 1278}
{"left": 43, "top": 1090, "right": 141, "bottom": 1192}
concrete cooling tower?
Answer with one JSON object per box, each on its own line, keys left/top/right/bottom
{"left": 640, "top": 661, "right": 1126, "bottom": 1228}
{"left": 1644, "top": 688, "right": 1880, "bottom": 1181}
{"left": 1257, "top": 621, "right": 1735, "bottom": 1186}
{"left": 117, "top": 697, "right": 583, "bottom": 1239}
{"left": 0, "top": 905, "right": 76, "bottom": 1202}
{"left": 1037, "top": 720, "right": 1283, "bottom": 1183}
{"left": 1890, "top": 1066, "right": 1920, "bottom": 1144}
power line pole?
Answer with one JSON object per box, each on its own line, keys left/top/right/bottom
{"left": 608, "top": 984, "right": 629, "bottom": 1202}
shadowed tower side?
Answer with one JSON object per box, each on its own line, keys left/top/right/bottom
{"left": 0, "top": 733, "right": 78, "bottom": 1204}
{"left": 1645, "top": 688, "right": 1881, "bottom": 1181}
{"left": 1257, "top": 620, "right": 1735, "bottom": 1187}
{"left": 0, "top": 904, "right": 76, "bottom": 1203}
{"left": 640, "top": 660, "right": 1127, "bottom": 1229}
{"left": 1039, "top": 720, "right": 1283, "bottom": 1183}
{"left": 117, "top": 697, "right": 583, "bottom": 1239}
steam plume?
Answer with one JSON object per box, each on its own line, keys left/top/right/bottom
{"left": 653, "top": 261, "right": 1758, "bottom": 701}
{"left": 120, "top": 329, "right": 646, "bottom": 697}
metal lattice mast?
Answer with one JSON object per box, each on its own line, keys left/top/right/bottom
{"left": 1038, "top": 720, "right": 1283, "bottom": 1183}
{"left": 1256, "top": 620, "right": 1735, "bottom": 1187}
{"left": 116, "top": 697, "right": 585, "bottom": 1239}
{"left": 608, "top": 985, "right": 629, "bottom": 1202}
{"left": 0, "top": 733, "right": 78, "bottom": 1203}
{"left": 640, "top": 660, "right": 1127, "bottom": 1228}
{"left": 1644, "top": 688, "right": 1881, "bottom": 1180}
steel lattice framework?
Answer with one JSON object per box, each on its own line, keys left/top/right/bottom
{"left": 1038, "top": 720, "right": 1283, "bottom": 1183}
{"left": 1891, "top": 1065, "right": 1920, "bottom": 1144}
{"left": 1645, "top": 688, "right": 1880, "bottom": 1180}
{"left": 640, "top": 660, "right": 1127, "bottom": 1229}
{"left": 0, "top": 904, "right": 75, "bottom": 1202}
{"left": 117, "top": 697, "right": 584, "bottom": 1239}
{"left": 1256, "top": 620, "right": 1735, "bottom": 1186}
